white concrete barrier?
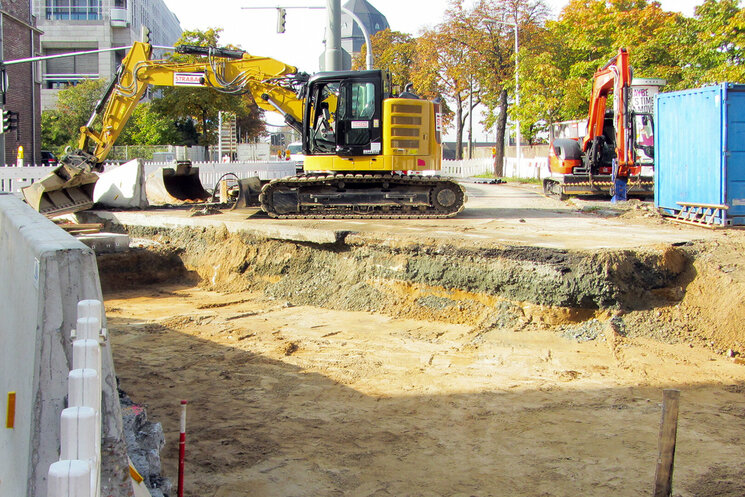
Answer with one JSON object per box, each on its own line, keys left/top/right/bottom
{"left": 0, "top": 195, "right": 130, "bottom": 497}
{"left": 48, "top": 460, "right": 92, "bottom": 497}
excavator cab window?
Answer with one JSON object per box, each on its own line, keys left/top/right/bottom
{"left": 336, "top": 81, "right": 380, "bottom": 153}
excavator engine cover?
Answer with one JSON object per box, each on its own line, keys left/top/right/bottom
{"left": 145, "top": 161, "right": 210, "bottom": 205}
{"left": 21, "top": 163, "right": 99, "bottom": 217}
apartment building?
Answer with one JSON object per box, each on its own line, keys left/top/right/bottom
{"left": 34, "top": 0, "right": 182, "bottom": 109}
{"left": 1, "top": 2, "right": 43, "bottom": 164}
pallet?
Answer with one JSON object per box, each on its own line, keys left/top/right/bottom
{"left": 673, "top": 202, "right": 728, "bottom": 228}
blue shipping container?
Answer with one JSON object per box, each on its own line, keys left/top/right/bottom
{"left": 655, "top": 83, "right": 745, "bottom": 225}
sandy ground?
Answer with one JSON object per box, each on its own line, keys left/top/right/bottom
{"left": 105, "top": 284, "right": 745, "bottom": 497}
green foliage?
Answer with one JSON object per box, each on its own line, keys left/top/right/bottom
{"left": 41, "top": 79, "right": 107, "bottom": 155}
{"left": 117, "top": 103, "right": 185, "bottom": 145}
{"left": 154, "top": 28, "right": 266, "bottom": 147}
{"left": 353, "top": 29, "right": 417, "bottom": 91}
{"left": 514, "top": 0, "right": 745, "bottom": 132}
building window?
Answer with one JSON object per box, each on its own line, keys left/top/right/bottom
{"left": 45, "top": 0, "right": 102, "bottom": 21}
{"left": 114, "top": 0, "right": 127, "bottom": 7}
{"left": 43, "top": 48, "right": 99, "bottom": 88}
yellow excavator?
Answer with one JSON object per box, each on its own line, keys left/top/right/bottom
{"left": 23, "top": 41, "right": 466, "bottom": 219}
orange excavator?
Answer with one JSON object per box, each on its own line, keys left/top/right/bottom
{"left": 544, "top": 48, "right": 662, "bottom": 200}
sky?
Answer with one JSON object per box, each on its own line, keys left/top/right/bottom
{"left": 161, "top": 0, "right": 704, "bottom": 138}
{"left": 162, "top": 0, "right": 702, "bottom": 73}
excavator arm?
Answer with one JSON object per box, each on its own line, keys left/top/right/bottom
{"left": 23, "top": 41, "right": 309, "bottom": 215}
{"left": 78, "top": 41, "right": 307, "bottom": 169}
{"left": 581, "top": 48, "right": 634, "bottom": 174}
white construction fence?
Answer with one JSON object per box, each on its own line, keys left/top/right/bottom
{"left": 0, "top": 161, "right": 296, "bottom": 197}
{"left": 1, "top": 157, "right": 549, "bottom": 198}
{"left": 441, "top": 157, "right": 549, "bottom": 179}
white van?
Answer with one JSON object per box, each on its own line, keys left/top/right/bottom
{"left": 287, "top": 141, "right": 304, "bottom": 173}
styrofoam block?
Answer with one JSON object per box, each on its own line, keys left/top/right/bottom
{"left": 60, "top": 407, "right": 97, "bottom": 461}
{"left": 68, "top": 369, "right": 101, "bottom": 410}
{"left": 48, "top": 460, "right": 92, "bottom": 497}
{"left": 76, "top": 317, "right": 101, "bottom": 341}
{"left": 72, "top": 339, "right": 101, "bottom": 374}
{"left": 77, "top": 300, "right": 102, "bottom": 321}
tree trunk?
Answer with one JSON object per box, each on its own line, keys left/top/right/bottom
{"left": 493, "top": 87, "right": 508, "bottom": 177}
{"left": 455, "top": 98, "right": 464, "bottom": 160}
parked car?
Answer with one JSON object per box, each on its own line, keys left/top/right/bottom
{"left": 40, "top": 150, "right": 57, "bottom": 167}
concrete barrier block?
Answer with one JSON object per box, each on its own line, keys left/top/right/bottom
{"left": 73, "top": 339, "right": 102, "bottom": 375}
{"left": 0, "top": 195, "right": 131, "bottom": 497}
{"left": 68, "top": 369, "right": 101, "bottom": 410}
{"left": 60, "top": 407, "right": 97, "bottom": 461}
{"left": 93, "top": 159, "right": 147, "bottom": 209}
{"left": 48, "top": 460, "right": 92, "bottom": 497}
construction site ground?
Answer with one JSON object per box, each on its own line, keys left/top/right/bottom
{"left": 88, "top": 182, "right": 745, "bottom": 497}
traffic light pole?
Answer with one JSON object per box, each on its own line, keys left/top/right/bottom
{"left": 241, "top": 3, "right": 375, "bottom": 70}
{"left": 0, "top": 13, "right": 5, "bottom": 166}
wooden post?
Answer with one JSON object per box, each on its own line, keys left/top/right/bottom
{"left": 653, "top": 389, "right": 681, "bottom": 497}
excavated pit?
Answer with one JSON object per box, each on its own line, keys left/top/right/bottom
{"left": 98, "top": 225, "right": 691, "bottom": 326}
{"left": 97, "top": 224, "right": 745, "bottom": 497}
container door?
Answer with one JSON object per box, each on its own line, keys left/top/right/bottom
{"left": 726, "top": 86, "right": 745, "bottom": 222}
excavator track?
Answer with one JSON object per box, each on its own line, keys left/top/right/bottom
{"left": 259, "top": 173, "right": 467, "bottom": 219}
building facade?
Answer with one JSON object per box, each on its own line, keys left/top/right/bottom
{"left": 1, "top": 1, "right": 43, "bottom": 164}
{"left": 34, "top": 0, "right": 182, "bottom": 110}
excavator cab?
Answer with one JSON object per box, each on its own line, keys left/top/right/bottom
{"left": 303, "top": 71, "right": 385, "bottom": 160}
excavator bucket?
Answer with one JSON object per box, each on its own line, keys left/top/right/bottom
{"left": 22, "top": 164, "right": 99, "bottom": 217}
{"left": 144, "top": 161, "right": 211, "bottom": 205}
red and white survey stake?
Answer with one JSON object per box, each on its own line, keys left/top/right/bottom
{"left": 177, "top": 400, "right": 187, "bottom": 497}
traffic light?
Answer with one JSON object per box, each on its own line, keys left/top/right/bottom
{"left": 1, "top": 110, "right": 17, "bottom": 134}
{"left": 277, "top": 8, "right": 286, "bottom": 33}
{"left": 141, "top": 25, "right": 151, "bottom": 44}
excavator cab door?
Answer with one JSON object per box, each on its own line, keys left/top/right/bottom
{"left": 304, "top": 71, "right": 383, "bottom": 158}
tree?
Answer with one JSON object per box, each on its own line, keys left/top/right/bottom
{"left": 447, "top": 0, "right": 550, "bottom": 174}
{"left": 41, "top": 79, "right": 107, "bottom": 155}
{"left": 352, "top": 29, "right": 417, "bottom": 90}
{"left": 415, "top": 24, "right": 477, "bottom": 160}
{"left": 152, "top": 28, "right": 266, "bottom": 147}
{"left": 680, "top": 0, "right": 745, "bottom": 86}
{"left": 117, "top": 103, "right": 187, "bottom": 145}
{"left": 516, "top": 0, "right": 684, "bottom": 131}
